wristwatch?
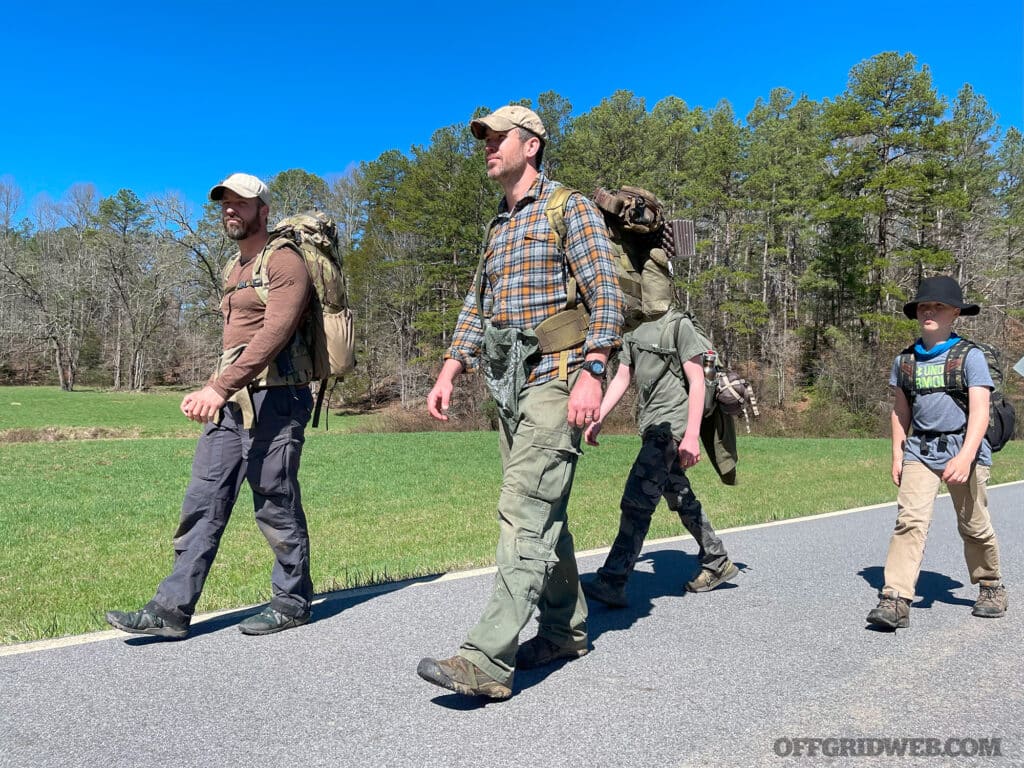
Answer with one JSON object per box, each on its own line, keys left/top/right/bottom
{"left": 580, "top": 359, "right": 607, "bottom": 379}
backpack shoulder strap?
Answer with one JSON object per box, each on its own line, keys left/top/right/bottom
{"left": 221, "top": 252, "right": 241, "bottom": 294}
{"left": 895, "top": 343, "right": 917, "bottom": 399}
{"left": 630, "top": 311, "right": 685, "bottom": 382}
{"left": 544, "top": 185, "right": 579, "bottom": 308}
{"left": 243, "top": 235, "right": 303, "bottom": 305}
{"left": 944, "top": 338, "right": 973, "bottom": 390}
{"left": 544, "top": 185, "right": 573, "bottom": 251}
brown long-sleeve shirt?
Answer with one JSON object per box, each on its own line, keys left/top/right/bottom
{"left": 210, "top": 246, "right": 312, "bottom": 398}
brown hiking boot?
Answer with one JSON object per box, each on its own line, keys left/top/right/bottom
{"left": 416, "top": 655, "right": 512, "bottom": 700}
{"left": 581, "top": 575, "right": 628, "bottom": 608}
{"left": 972, "top": 581, "right": 1008, "bottom": 618}
{"left": 686, "top": 560, "right": 740, "bottom": 593}
{"left": 515, "top": 635, "right": 589, "bottom": 670}
{"left": 866, "top": 593, "right": 910, "bottom": 629}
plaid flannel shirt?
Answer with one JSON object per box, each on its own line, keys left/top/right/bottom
{"left": 447, "top": 174, "right": 624, "bottom": 385}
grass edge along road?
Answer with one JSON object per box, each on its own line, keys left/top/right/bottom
{"left": 2, "top": 388, "right": 1021, "bottom": 645}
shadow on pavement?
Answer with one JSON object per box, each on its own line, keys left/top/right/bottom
{"left": 121, "top": 573, "right": 446, "bottom": 646}
{"left": 857, "top": 565, "right": 973, "bottom": 608}
{"left": 512, "top": 549, "right": 749, "bottom": 696}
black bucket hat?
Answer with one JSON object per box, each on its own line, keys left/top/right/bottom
{"left": 903, "top": 275, "right": 980, "bottom": 319}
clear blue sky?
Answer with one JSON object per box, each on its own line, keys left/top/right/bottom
{"left": 3, "top": 1, "right": 1021, "bottom": 221}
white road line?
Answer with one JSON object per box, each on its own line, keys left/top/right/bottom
{"left": 4, "top": 480, "right": 1019, "bottom": 658}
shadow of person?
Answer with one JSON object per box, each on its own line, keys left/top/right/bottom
{"left": 857, "top": 565, "right": 974, "bottom": 609}
{"left": 512, "top": 549, "right": 749, "bottom": 694}
{"left": 123, "top": 573, "right": 447, "bottom": 645}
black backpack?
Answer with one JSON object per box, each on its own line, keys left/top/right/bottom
{"left": 896, "top": 338, "right": 1016, "bottom": 452}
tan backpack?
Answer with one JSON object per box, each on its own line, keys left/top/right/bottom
{"left": 222, "top": 211, "right": 355, "bottom": 426}
{"left": 592, "top": 186, "right": 675, "bottom": 330}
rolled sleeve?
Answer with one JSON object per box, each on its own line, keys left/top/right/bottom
{"left": 563, "top": 193, "right": 625, "bottom": 354}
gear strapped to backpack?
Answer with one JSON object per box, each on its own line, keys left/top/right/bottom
{"left": 896, "top": 337, "right": 1016, "bottom": 452}
{"left": 221, "top": 210, "right": 355, "bottom": 427}
{"left": 591, "top": 186, "right": 675, "bottom": 331}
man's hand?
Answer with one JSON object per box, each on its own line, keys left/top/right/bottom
{"left": 181, "top": 386, "right": 226, "bottom": 424}
{"left": 568, "top": 372, "right": 603, "bottom": 429}
{"left": 427, "top": 359, "right": 463, "bottom": 421}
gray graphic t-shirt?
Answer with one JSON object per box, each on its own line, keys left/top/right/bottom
{"left": 889, "top": 345, "right": 993, "bottom": 469}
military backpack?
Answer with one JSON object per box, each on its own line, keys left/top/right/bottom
{"left": 222, "top": 210, "right": 355, "bottom": 426}
{"left": 895, "top": 337, "right": 1016, "bottom": 452}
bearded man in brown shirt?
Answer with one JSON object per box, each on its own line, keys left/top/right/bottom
{"left": 106, "top": 173, "right": 316, "bottom": 638}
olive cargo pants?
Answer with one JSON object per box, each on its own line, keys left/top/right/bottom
{"left": 459, "top": 375, "right": 587, "bottom": 686}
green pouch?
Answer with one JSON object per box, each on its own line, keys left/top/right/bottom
{"left": 481, "top": 323, "right": 540, "bottom": 428}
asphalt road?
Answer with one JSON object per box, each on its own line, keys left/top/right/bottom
{"left": 2, "top": 484, "right": 1021, "bottom": 768}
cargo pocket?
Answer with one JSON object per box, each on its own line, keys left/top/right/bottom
{"left": 527, "top": 426, "right": 581, "bottom": 504}
{"left": 515, "top": 532, "right": 558, "bottom": 564}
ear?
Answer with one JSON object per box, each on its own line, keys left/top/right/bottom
{"left": 523, "top": 135, "right": 541, "bottom": 161}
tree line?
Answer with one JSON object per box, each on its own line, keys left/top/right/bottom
{"left": 2, "top": 52, "right": 1022, "bottom": 436}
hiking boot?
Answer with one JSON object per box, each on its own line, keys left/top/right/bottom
{"left": 972, "top": 581, "right": 1008, "bottom": 618}
{"left": 515, "top": 635, "right": 589, "bottom": 670}
{"left": 105, "top": 605, "right": 189, "bottom": 639}
{"left": 238, "top": 606, "right": 310, "bottom": 636}
{"left": 866, "top": 593, "right": 910, "bottom": 629}
{"left": 581, "top": 576, "right": 628, "bottom": 608}
{"left": 416, "top": 655, "right": 512, "bottom": 700}
{"left": 686, "top": 560, "right": 740, "bottom": 593}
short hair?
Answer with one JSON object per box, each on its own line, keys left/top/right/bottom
{"left": 517, "top": 127, "right": 545, "bottom": 169}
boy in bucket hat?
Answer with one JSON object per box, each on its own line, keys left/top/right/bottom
{"left": 867, "top": 276, "right": 1008, "bottom": 630}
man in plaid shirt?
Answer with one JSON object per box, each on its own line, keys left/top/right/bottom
{"left": 418, "top": 105, "right": 624, "bottom": 699}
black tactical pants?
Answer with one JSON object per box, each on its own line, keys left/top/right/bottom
{"left": 598, "top": 425, "right": 729, "bottom": 586}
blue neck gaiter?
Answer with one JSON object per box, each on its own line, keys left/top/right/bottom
{"left": 914, "top": 333, "right": 960, "bottom": 361}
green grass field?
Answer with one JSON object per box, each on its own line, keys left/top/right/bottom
{"left": 1, "top": 386, "right": 1020, "bottom": 645}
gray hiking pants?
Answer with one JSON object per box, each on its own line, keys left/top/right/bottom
{"left": 598, "top": 424, "right": 729, "bottom": 586}
{"left": 151, "top": 386, "right": 314, "bottom": 624}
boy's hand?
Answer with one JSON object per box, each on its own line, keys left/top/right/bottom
{"left": 942, "top": 453, "right": 973, "bottom": 485}
{"left": 892, "top": 458, "right": 903, "bottom": 486}
{"left": 584, "top": 420, "right": 603, "bottom": 446}
{"left": 678, "top": 435, "right": 701, "bottom": 468}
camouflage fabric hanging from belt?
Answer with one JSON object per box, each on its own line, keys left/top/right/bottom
{"left": 481, "top": 323, "right": 540, "bottom": 427}
{"left": 212, "top": 344, "right": 256, "bottom": 429}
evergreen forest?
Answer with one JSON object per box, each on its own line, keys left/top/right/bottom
{"left": 2, "top": 53, "right": 1022, "bottom": 437}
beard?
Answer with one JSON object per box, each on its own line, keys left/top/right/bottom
{"left": 223, "top": 210, "right": 260, "bottom": 241}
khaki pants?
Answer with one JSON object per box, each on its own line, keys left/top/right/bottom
{"left": 459, "top": 374, "right": 587, "bottom": 686}
{"left": 882, "top": 461, "right": 1001, "bottom": 600}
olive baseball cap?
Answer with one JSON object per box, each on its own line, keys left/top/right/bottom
{"left": 209, "top": 173, "right": 271, "bottom": 206}
{"left": 470, "top": 105, "right": 547, "bottom": 141}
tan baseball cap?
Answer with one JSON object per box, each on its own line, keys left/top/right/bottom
{"left": 208, "top": 173, "right": 271, "bottom": 206}
{"left": 470, "top": 105, "right": 547, "bottom": 141}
